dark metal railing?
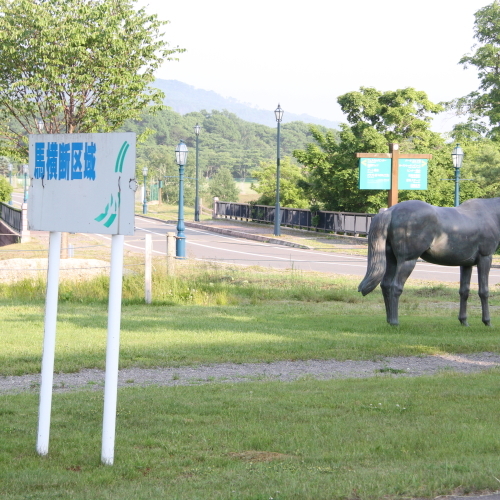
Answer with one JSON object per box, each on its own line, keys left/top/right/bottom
{"left": 214, "top": 201, "right": 375, "bottom": 236}
{"left": 0, "top": 202, "right": 22, "bottom": 233}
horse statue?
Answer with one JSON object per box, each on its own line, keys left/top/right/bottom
{"left": 358, "top": 198, "right": 500, "bottom": 326}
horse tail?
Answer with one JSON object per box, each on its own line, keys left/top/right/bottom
{"left": 358, "top": 209, "right": 391, "bottom": 296}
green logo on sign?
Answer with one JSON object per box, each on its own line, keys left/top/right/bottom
{"left": 95, "top": 141, "right": 129, "bottom": 227}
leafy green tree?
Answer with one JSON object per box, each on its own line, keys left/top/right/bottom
{"left": 251, "top": 157, "right": 309, "bottom": 208}
{"left": 0, "top": 177, "right": 12, "bottom": 202}
{"left": 449, "top": 122, "right": 500, "bottom": 199}
{"left": 449, "top": 1, "right": 500, "bottom": 138}
{"left": 293, "top": 87, "right": 459, "bottom": 212}
{"left": 138, "top": 144, "right": 207, "bottom": 205}
{"left": 209, "top": 167, "right": 239, "bottom": 201}
{"left": 0, "top": 0, "right": 184, "bottom": 158}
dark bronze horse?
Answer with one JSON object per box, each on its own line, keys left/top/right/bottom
{"left": 358, "top": 198, "right": 500, "bottom": 326}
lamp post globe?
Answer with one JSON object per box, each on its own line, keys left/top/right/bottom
{"left": 274, "top": 104, "right": 284, "bottom": 236}
{"left": 23, "top": 164, "right": 29, "bottom": 203}
{"left": 175, "top": 141, "right": 188, "bottom": 258}
{"left": 142, "top": 166, "right": 148, "bottom": 214}
{"left": 37, "top": 119, "right": 44, "bottom": 133}
{"left": 451, "top": 144, "right": 464, "bottom": 207}
{"left": 194, "top": 124, "right": 201, "bottom": 222}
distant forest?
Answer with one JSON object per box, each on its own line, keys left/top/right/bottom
{"left": 120, "top": 107, "right": 336, "bottom": 181}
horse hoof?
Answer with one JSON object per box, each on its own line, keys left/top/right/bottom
{"left": 460, "top": 320, "right": 470, "bottom": 327}
{"left": 483, "top": 320, "right": 491, "bottom": 327}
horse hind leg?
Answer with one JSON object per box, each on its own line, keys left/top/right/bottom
{"left": 380, "top": 249, "right": 397, "bottom": 324}
{"left": 458, "top": 266, "right": 472, "bottom": 326}
{"left": 381, "top": 258, "right": 417, "bottom": 326}
{"left": 476, "top": 255, "right": 492, "bottom": 326}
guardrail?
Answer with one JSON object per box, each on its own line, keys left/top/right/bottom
{"left": 214, "top": 200, "right": 375, "bottom": 236}
{"left": 0, "top": 202, "right": 22, "bottom": 233}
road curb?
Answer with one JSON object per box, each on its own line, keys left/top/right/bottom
{"left": 136, "top": 215, "right": 312, "bottom": 250}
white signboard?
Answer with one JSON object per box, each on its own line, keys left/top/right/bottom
{"left": 28, "top": 133, "right": 136, "bottom": 235}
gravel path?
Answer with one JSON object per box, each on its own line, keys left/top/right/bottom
{"left": 2, "top": 352, "right": 500, "bottom": 395}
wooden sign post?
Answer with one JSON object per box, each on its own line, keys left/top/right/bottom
{"left": 356, "top": 143, "right": 432, "bottom": 207}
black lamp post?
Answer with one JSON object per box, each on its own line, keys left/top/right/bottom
{"left": 175, "top": 141, "right": 188, "bottom": 258}
{"left": 194, "top": 124, "right": 201, "bottom": 222}
{"left": 142, "top": 166, "right": 148, "bottom": 214}
{"left": 23, "top": 164, "right": 29, "bottom": 203}
{"left": 451, "top": 144, "right": 464, "bottom": 207}
{"left": 8, "top": 164, "right": 12, "bottom": 205}
{"left": 274, "top": 104, "right": 284, "bottom": 236}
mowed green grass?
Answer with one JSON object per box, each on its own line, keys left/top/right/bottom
{"left": 1, "top": 262, "right": 500, "bottom": 375}
{"left": 3, "top": 262, "right": 500, "bottom": 499}
{"left": 2, "top": 373, "right": 500, "bottom": 499}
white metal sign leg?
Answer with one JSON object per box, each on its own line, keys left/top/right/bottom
{"left": 36, "top": 231, "right": 62, "bottom": 455}
{"left": 101, "top": 234, "right": 125, "bottom": 465}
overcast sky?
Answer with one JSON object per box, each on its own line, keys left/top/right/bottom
{"left": 139, "top": 0, "right": 491, "bottom": 133}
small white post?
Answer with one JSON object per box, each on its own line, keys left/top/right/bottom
{"left": 145, "top": 233, "right": 152, "bottom": 304}
{"left": 101, "top": 234, "right": 125, "bottom": 465}
{"left": 37, "top": 231, "right": 62, "bottom": 456}
{"left": 166, "top": 232, "right": 175, "bottom": 275}
{"left": 21, "top": 203, "right": 31, "bottom": 243}
{"left": 213, "top": 196, "right": 219, "bottom": 218}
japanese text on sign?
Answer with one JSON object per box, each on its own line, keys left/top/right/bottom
{"left": 34, "top": 142, "right": 97, "bottom": 181}
{"left": 398, "top": 159, "right": 428, "bottom": 190}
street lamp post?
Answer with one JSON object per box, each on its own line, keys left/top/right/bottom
{"left": 23, "top": 164, "right": 29, "bottom": 203}
{"left": 8, "top": 164, "right": 12, "bottom": 205}
{"left": 451, "top": 144, "right": 464, "bottom": 207}
{"left": 194, "top": 124, "right": 201, "bottom": 222}
{"left": 142, "top": 166, "right": 148, "bottom": 214}
{"left": 274, "top": 104, "right": 284, "bottom": 236}
{"left": 175, "top": 141, "right": 188, "bottom": 258}
{"left": 37, "top": 119, "right": 44, "bottom": 133}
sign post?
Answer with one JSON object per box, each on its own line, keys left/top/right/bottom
{"left": 29, "top": 133, "right": 136, "bottom": 465}
{"left": 101, "top": 233, "right": 125, "bottom": 465}
{"left": 357, "top": 143, "right": 432, "bottom": 206}
{"left": 36, "top": 231, "right": 61, "bottom": 455}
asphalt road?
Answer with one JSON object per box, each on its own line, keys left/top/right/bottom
{"left": 10, "top": 191, "right": 500, "bottom": 285}
{"left": 87, "top": 216, "right": 500, "bottom": 286}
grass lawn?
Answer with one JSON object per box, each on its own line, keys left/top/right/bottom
{"left": 137, "top": 203, "right": 213, "bottom": 222}
{"left": 1, "top": 262, "right": 500, "bottom": 375}
{"left": 2, "top": 261, "right": 500, "bottom": 499}
{"left": 2, "top": 373, "right": 500, "bottom": 499}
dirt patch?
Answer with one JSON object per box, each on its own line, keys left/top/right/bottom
{"left": 228, "top": 451, "right": 294, "bottom": 462}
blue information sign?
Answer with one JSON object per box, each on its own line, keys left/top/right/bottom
{"left": 398, "top": 159, "right": 428, "bottom": 190}
{"left": 359, "top": 158, "right": 391, "bottom": 190}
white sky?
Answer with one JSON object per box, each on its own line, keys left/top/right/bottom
{"left": 139, "top": 0, "right": 490, "bottom": 133}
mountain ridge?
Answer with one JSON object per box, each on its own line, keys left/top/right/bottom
{"left": 154, "top": 79, "right": 340, "bottom": 130}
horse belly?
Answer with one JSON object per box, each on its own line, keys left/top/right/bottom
{"left": 421, "top": 233, "right": 478, "bottom": 267}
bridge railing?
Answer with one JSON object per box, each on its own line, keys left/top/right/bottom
{"left": 213, "top": 200, "right": 375, "bottom": 236}
{"left": 0, "top": 202, "right": 22, "bottom": 233}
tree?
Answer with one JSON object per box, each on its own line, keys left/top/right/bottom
{"left": 138, "top": 144, "right": 205, "bottom": 205}
{"left": 0, "top": 177, "right": 12, "bottom": 202}
{"left": 293, "top": 87, "right": 457, "bottom": 212}
{"left": 0, "top": 0, "right": 184, "bottom": 158}
{"left": 451, "top": 1, "right": 500, "bottom": 138}
{"left": 449, "top": 122, "right": 500, "bottom": 199}
{"left": 251, "top": 157, "right": 309, "bottom": 208}
{"left": 209, "top": 167, "right": 239, "bottom": 201}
